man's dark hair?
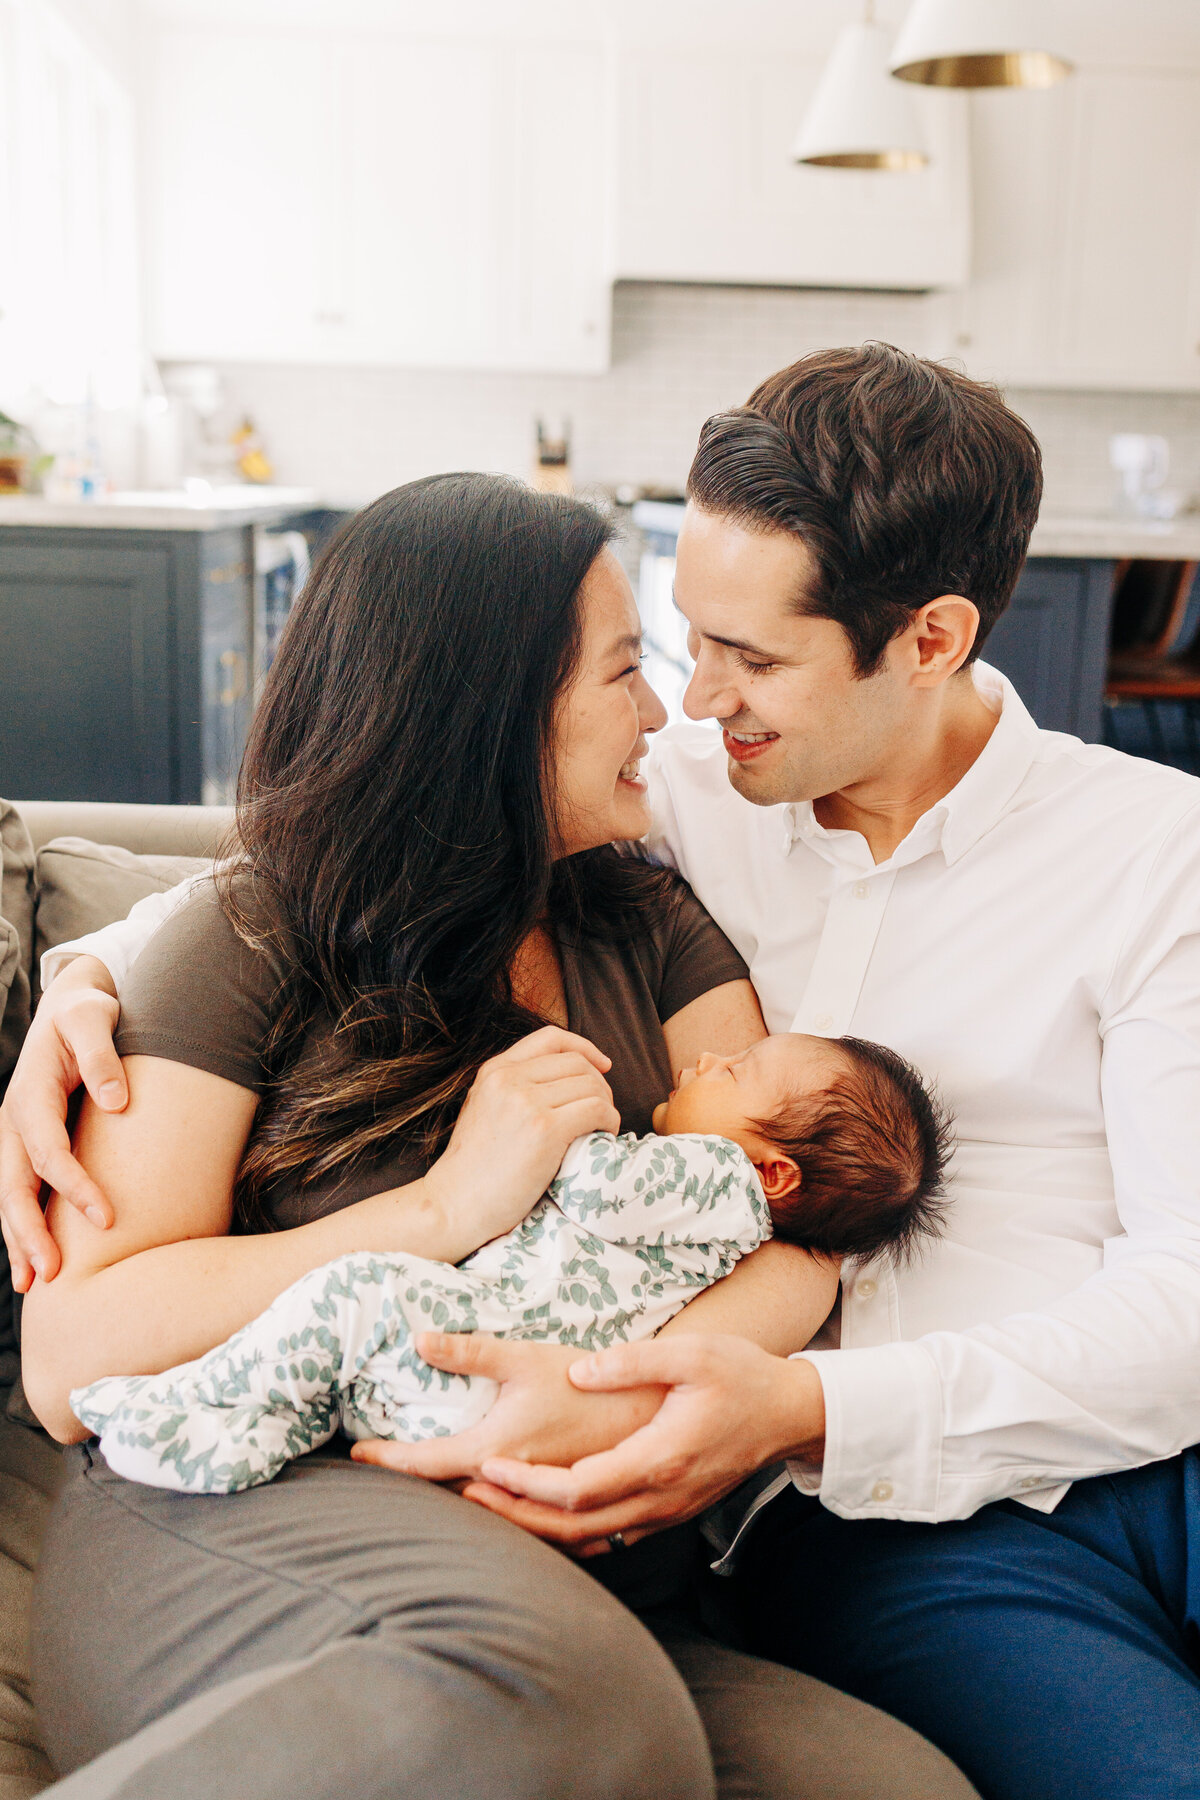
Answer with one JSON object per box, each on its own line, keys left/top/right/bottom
{"left": 756, "top": 1036, "right": 954, "bottom": 1263}
{"left": 686, "top": 342, "right": 1043, "bottom": 675}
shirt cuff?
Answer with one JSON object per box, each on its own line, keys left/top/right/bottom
{"left": 788, "top": 1342, "right": 945, "bottom": 1521}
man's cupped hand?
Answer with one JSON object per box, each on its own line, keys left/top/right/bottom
{"left": 351, "top": 1330, "right": 825, "bottom": 1556}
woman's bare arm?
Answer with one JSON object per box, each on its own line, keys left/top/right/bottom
{"left": 21, "top": 1060, "right": 461, "bottom": 1443}
{"left": 660, "top": 978, "right": 838, "bottom": 1354}
{"left": 21, "top": 1026, "right": 622, "bottom": 1443}
{"left": 660, "top": 977, "right": 766, "bottom": 1073}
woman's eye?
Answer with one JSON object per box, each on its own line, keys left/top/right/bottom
{"left": 735, "top": 654, "right": 773, "bottom": 675}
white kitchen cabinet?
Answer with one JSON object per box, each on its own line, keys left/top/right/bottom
{"left": 145, "top": 22, "right": 611, "bottom": 373}
{"left": 948, "top": 73, "right": 1200, "bottom": 393}
{"left": 144, "top": 27, "right": 347, "bottom": 366}
{"left": 614, "top": 47, "right": 970, "bottom": 291}
{"left": 0, "top": 0, "right": 140, "bottom": 409}
{"left": 345, "top": 37, "right": 609, "bottom": 372}
{"left": 1053, "top": 73, "right": 1200, "bottom": 390}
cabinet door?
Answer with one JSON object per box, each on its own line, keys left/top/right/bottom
{"left": 1053, "top": 74, "right": 1200, "bottom": 390}
{"left": 945, "top": 85, "right": 1074, "bottom": 386}
{"left": 951, "top": 74, "right": 1200, "bottom": 392}
{"left": 145, "top": 25, "right": 350, "bottom": 363}
{"left": 614, "top": 47, "right": 969, "bottom": 291}
{"left": 497, "top": 41, "right": 611, "bottom": 372}
{"left": 346, "top": 34, "right": 610, "bottom": 372}
{"left": 983, "top": 559, "right": 1114, "bottom": 742}
{"left": 0, "top": 0, "right": 140, "bottom": 408}
{"left": 0, "top": 541, "right": 173, "bottom": 802}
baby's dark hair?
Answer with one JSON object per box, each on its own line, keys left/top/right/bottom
{"left": 754, "top": 1037, "right": 953, "bottom": 1263}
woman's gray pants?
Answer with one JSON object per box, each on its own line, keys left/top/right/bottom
{"left": 32, "top": 1446, "right": 977, "bottom": 1800}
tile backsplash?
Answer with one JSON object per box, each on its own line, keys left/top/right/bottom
{"left": 189, "top": 281, "right": 1200, "bottom": 516}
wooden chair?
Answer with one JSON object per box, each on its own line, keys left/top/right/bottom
{"left": 1104, "top": 559, "right": 1200, "bottom": 764}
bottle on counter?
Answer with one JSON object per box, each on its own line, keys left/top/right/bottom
{"left": 231, "top": 415, "right": 274, "bottom": 485}
{"left": 532, "top": 417, "right": 572, "bottom": 495}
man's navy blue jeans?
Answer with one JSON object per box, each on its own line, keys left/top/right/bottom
{"left": 735, "top": 1449, "right": 1200, "bottom": 1800}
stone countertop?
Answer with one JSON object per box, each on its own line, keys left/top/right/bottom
{"left": 1027, "top": 514, "right": 1200, "bottom": 560}
{"left": 0, "top": 486, "right": 322, "bottom": 531}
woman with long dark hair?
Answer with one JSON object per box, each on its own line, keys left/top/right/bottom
{"left": 18, "top": 476, "right": 972, "bottom": 1800}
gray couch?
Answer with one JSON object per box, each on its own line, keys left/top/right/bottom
{"left": 0, "top": 798, "right": 232, "bottom": 1795}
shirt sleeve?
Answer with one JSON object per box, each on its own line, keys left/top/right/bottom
{"left": 39, "top": 871, "right": 214, "bottom": 994}
{"left": 114, "top": 876, "right": 288, "bottom": 1096}
{"left": 797, "top": 802, "right": 1200, "bottom": 1523}
{"left": 656, "top": 882, "right": 749, "bottom": 1024}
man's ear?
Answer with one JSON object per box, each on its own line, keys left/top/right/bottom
{"left": 909, "top": 595, "right": 980, "bottom": 684}
{"left": 754, "top": 1152, "right": 801, "bottom": 1200}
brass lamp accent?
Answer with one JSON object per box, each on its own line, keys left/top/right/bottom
{"left": 806, "top": 147, "right": 927, "bottom": 169}
{"left": 892, "top": 48, "right": 1072, "bottom": 87}
{"left": 889, "top": 0, "right": 1073, "bottom": 90}
{"left": 793, "top": 2, "right": 927, "bottom": 171}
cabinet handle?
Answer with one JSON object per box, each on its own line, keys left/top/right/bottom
{"left": 314, "top": 310, "right": 347, "bottom": 326}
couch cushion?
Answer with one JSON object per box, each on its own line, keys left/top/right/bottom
{"left": 33, "top": 840, "right": 212, "bottom": 980}
{"left": 0, "top": 808, "right": 37, "bottom": 1082}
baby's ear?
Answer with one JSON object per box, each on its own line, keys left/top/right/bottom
{"left": 755, "top": 1152, "right": 801, "bottom": 1200}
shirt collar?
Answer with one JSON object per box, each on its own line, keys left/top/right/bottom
{"left": 783, "top": 663, "right": 1043, "bottom": 870}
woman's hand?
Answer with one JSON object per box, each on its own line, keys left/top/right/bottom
{"left": 0, "top": 956, "right": 126, "bottom": 1290}
{"left": 351, "top": 1333, "right": 667, "bottom": 1518}
{"left": 424, "top": 1026, "right": 621, "bottom": 1251}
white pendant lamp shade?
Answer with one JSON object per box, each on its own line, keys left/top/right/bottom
{"left": 890, "top": 0, "right": 1073, "bottom": 89}
{"left": 793, "top": 20, "right": 927, "bottom": 171}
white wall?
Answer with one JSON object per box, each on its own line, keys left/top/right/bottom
{"left": 181, "top": 281, "right": 1200, "bottom": 518}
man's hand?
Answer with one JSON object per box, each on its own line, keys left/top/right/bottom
{"left": 0, "top": 956, "right": 125, "bottom": 1290}
{"left": 458, "top": 1333, "right": 826, "bottom": 1554}
{"left": 351, "top": 1333, "right": 666, "bottom": 1490}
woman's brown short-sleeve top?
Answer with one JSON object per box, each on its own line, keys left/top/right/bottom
{"left": 114, "top": 869, "right": 749, "bottom": 1230}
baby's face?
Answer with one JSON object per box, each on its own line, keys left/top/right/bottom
{"left": 652, "top": 1033, "right": 838, "bottom": 1151}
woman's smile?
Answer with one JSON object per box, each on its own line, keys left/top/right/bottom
{"left": 618, "top": 749, "right": 647, "bottom": 790}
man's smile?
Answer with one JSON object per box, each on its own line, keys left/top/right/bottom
{"left": 723, "top": 728, "right": 780, "bottom": 763}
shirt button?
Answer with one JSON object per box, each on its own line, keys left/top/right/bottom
{"left": 811, "top": 1013, "right": 834, "bottom": 1034}
{"left": 856, "top": 1278, "right": 877, "bottom": 1300}
{"left": 1018, "top": 1476, "right": 1040, "bottom": 1490}
{"left": 871, "top": 1479, "right": 894, "bottom": 1503}
{"left": 853, "top": 880, "right": 870, "bottom": 899}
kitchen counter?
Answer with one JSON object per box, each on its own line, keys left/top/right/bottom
{"left": 1028, "top": 514, "right": 1200, "bottom": 560}
{"left": 0, "top": 486, "right": 320, "bottom": 531}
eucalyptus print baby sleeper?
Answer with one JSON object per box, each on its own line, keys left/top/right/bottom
{"left": 70, "top": 1130, "right": 771, "bottom": 1494}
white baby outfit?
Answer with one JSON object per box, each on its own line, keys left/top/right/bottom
{"left": 72, "top": 1130, "right": 771, "bottom": 1494}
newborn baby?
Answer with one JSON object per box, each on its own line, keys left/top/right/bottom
{"left": 72, "top": 1033, "right": 951, "bottom": 1494}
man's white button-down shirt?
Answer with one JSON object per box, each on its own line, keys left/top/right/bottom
{"left": 645, "top": 663, "right": 1200, "bottom": 1523}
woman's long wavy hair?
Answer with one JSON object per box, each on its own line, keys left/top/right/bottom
{"left": 222, "top": 473, "right": 670, "bottom": 1229}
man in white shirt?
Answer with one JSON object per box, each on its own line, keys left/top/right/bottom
{"left": 385, "top": 346, "right": 1200, "bottom": 1795}
{"left": 6, "top": 345, "right": 1200, "bottom": 1795}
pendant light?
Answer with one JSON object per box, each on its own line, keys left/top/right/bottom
{"left": 793, "top": 1, "right": 927, "bottom": 171}
{"left": 890, "top": 0, "right": 1073, "bottom": 89}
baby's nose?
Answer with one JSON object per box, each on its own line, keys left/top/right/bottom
{"left": 695, "top": 1051, "right": 722, "bottom": 1074}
